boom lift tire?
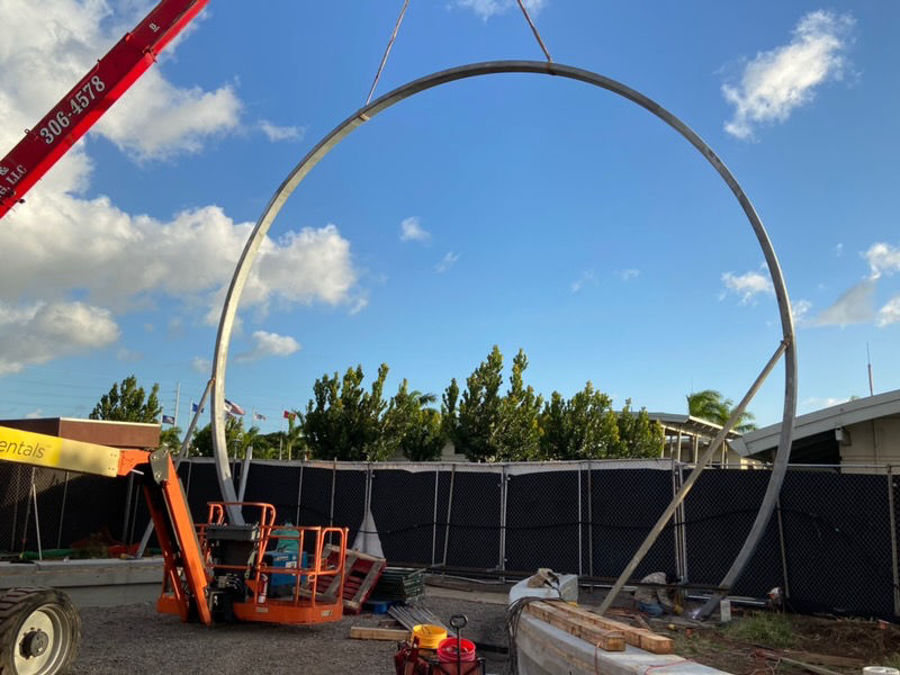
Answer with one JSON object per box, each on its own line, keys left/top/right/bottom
{"left": 0, "top": 587, "right": 81, "bottom": 675}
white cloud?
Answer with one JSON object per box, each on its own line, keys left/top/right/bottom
{"left": 400, "top": 216, "right": 430, "bottom": 242}
{"left": 801, "top": 396, "right": 851, "bottom": 412}
{"left": 617, "top": 268, "right": 640, "bottom": 282}
{"left": 1, "top": 200, "right": 359, "bottom": 324}
{"left": 721, "top": 270, "right": 774, "bottom": 304}
{"left": 792, "top": 299, "right": 813, "bottom": 325}
{"left": 571, "top": 270, "right": 595, "bottom": 293}
{"left": 877, "top": 296, "right": 900, "bottom": 327}
{"left": 436, "top": 251, "right": 460, "bottom": 273}
{"left": 834, "top": 243, "right": 843, "bottom": 257}
{"left": 722, "top": 10, "right": 854, "bottom": 139}
{"left": 453, "top": 0, "right": 546, "bottom": 21}
{"left": 259, "top": 120, "right": 305, "bottom": 143}
{"left": 116, "top": 347, "right": 142, "bottom": 362}
{"left": 864, "top": 242, "right": 900, "bottom": 279}
{"left": 814, "top": 279, "right": 875, "bottom": 327}
{"left": 192, "top": 356, "right": 211, "bottom": 374}
{"left": 96, "top": 71, "right": 241, "bottom": 161}
{"left": 235, "top": 330, "right": 301, "bottom": 363}
{"left": 25, "top": 409, "right": 43, "bottom": 419}
{"left": 0, "top": 301, "right": 119, "bottom": 375}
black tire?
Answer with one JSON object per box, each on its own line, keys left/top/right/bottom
{"left": 0, "top": 587, "right": 81, "bottom": 675}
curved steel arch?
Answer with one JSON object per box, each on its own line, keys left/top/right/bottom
{"left": 210, "top": 60, "right": 797, "bottom": 608}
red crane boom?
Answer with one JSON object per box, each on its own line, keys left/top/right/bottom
{"left": 0, "top": 0, "right": 209, "bottom": 220}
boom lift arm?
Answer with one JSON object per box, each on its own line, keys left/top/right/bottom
{"left": 0, "top": 0, "right": 209, "bottom": 220}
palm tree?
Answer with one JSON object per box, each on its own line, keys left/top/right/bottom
{"left": 687, "top": 389, "right": 756, "bottom": 433}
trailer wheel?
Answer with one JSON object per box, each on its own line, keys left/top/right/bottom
{"left": 0, "top": 587, "right": 81, "bottom": 675}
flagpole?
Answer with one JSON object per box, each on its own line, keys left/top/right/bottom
{"left": 174, "top": 382, "right": 181, "bottom": 429}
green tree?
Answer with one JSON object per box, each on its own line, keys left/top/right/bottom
{"left": 687, "top": 389, "right": 756, "bottom": 433}
{"left": 539, "top": 382, "right": 621, "bottom": 460}
{"left": 191, "top": 417, "right": 245, "bottom": 457}
{"left": 159, "top": 426, "right": 183, "bottom": 450}
{"left": 302, "top": 364, "right": 391, "bottom": 461}
{"left": 385, "top": 380, "right": 443, "bottom": 461}
{"left": 615, "top": 399, "right": 665, "bottom": 458}
{"left": 496, "top": 349, "right": 543, "bottom": 460}
{"left": 453, "top": 346, "right": 505, "bottom": 461}
{"left": 90, "top": 375, "right": 162, "bottom": 423}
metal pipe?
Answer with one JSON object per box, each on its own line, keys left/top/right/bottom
{"left": 699, "top": 339, "right": 795, "bottom": 618}
{"left": 237, "top": 445, "right": 252, "bottom": 502}
{"left": 598, "top": 340, "right": 787, "bottom": 615}
{"left": 209, "top": 60, "right": 799, "bottom": 598}
{"left": 329, "top": 458, "right": 337, "bottom": 527}
{"left": 499, "top": 466, "right": 508, "bottom": 574}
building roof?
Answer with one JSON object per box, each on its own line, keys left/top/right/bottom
{"left": 645, "top": 413, "right": 742, "bottom": 440}
{"left": 731, "top": 388, "right": 900, "bottom": 457}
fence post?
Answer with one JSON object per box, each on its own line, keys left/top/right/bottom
{"left": 442, "top": 464, "right": 456, "bottom": 568}
{"left": 888, "top": 465, "right": 899, "bottom": 616}
{"left": 122, "top": 473, "right": 135, "bottom": 543}
{"left": 431, "top": 468, "right": 439, "bottom": 566}
{"left": 295, "top": 463, "right": 304, "bottom": 526}
{"left": 578, "top": 464, "right": 583, "bottom": 576}
{"left": 56, "top": 471, "right": 70, "bottom": 550}
{"left": 776, "top": 496, "right": 791, "bottom": 600}
{"left": 587, "top": 461, "right": 593, "bottom": 577}
{"left": 677, "top": 462, "right": 689, "bottom": 582}
{"left": 499, "top": 465, "right": 508, "bottom": 575}
{"left": 329, "top": 458, "right": 337, "bottom": 528}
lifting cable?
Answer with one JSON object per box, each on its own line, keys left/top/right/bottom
{"left": 515, "top": 0, "right": 552, "bottom": 62}
{"left": 365, "top": 0, "right": 552, "bottom": 105}
{"left": 366, "top": 0, "right": 410, "bottom": 105}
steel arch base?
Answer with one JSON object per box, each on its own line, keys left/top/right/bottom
{"left": 209, "top": 60, "right": 797, "bottom": 612}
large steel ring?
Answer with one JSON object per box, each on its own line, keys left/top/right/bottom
{"left": 210, "top": 60, "right": 797, "bottom": 600}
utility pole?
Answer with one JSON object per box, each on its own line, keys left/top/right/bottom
{"left": 867, "top": 343, "right": 875, "bottom": 397}
{"left": 174, "top": 382, "right": 181, "bottom": 428}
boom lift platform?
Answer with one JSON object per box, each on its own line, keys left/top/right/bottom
{"left": 0, "top": 424, "right": 348, "bottom": 675}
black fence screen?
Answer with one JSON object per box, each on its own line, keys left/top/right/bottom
{"left": 3, "top": 458, "right": 898, "bottom": 619}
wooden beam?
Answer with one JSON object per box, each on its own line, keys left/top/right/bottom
{"left": 530, "top": 602, "right": 674, "bottom": 654}
{"left": 525, "top": 602, "right": 625, "bottom": 652}
{"left": 349, "top": 626, "right": 410, "bottom": 641}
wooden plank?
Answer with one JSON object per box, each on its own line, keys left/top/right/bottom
{"left": 529, "top": 602, "right": 673, "bottom": 655}
{"left": 525, "top": 603, "right": 625, "bottom": 652}
{"left": 349, "top": 626, "right": 410, "bottom": 641}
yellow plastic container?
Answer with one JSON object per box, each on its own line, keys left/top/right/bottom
{"left": 412, "top": 624, "right": 447, "bottom": 650}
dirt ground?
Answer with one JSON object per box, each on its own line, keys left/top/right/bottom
{"left": 67, "top": 586, "right": 900, "bottom": 674}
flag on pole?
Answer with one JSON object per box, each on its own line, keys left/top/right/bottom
{"left": 253, "top": 412, "right": 266, "bottom": 421}
{"left": 162, "top": 414, "right": 175, "bottom": 425}
{"left": 283, "top": 410, "right": 296, "bottom": 421}
{"left": 224, "top": 399, "right": 245, "bottom": 416}
{"left": 191, "top": 402, "right": 205, "bottom": 413}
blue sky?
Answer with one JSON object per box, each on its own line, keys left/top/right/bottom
{"left": 0, "top": 0, "right": 898, "bottom": 431}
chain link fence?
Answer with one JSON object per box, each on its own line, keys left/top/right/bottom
{"left": 2, "top": 456, "right": 898, "bottom": 618}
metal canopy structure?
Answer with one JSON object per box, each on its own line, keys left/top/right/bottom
{"left": 208, "top": 60, "right": 798, "bottom": 617}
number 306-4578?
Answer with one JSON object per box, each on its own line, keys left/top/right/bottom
{"left": 38, "top": 75, "right": 106, "bottom": 145}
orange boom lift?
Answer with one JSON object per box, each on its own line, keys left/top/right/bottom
{"left": 0, "top": 425, "right": 348, "bottom": 673}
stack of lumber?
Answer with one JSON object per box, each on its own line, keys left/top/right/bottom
{"left": 372, "top": 567, "right": 425, "bottom": 602}
{"left": 524, "top": 601, "right": 674, "bottom": 654}
{"left": 389, "top": 604, "right": 448, "bottom": 631}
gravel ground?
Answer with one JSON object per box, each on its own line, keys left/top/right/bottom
{"left": 69, "top": 590, "right": 510, "bottom": 674}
